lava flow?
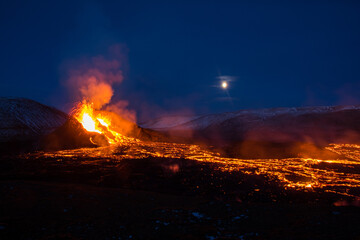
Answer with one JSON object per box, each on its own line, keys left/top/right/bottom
{"left": 43, "top": 101, "right": 360, "bottom": 198}
{"left": 27, "top": 133, "right": 360, "bottom": 198}
{"left": 72, "top": 100, "right": 138, "bottom": 144}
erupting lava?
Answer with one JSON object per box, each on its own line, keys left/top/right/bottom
{"left": 74, "top": 101, "right": 103, "bottom": 133}
{"left": 72, "top": 100, "right": 136, "bottom": 144}
{"left": 67, "top": 102, "right": 360, "bottom": 198}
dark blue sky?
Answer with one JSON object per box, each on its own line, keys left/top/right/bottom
{"left": 1, "top": 1, "right": 360, "bottom": 121}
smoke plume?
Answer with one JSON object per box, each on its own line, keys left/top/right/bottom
{"left": 64, "top": 45, "right": 135, "bottom": 122}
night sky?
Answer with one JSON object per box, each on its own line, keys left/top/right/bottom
{"left": 1, "top": 1, "right": 360, "bottom": 122}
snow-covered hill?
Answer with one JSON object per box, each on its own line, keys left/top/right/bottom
{"left": 0, "top": 97, "right": 167, "bottom": 152}
{"left": 0, "top": 97, "right": 68, "bottom": 142}
{"left": 140, "top": 115, "right": 198, "bottom": 129}
{"left": 142, "top": 105, "right": 360, "bottom": 150}
{"left": 143, "top": 106, "right": 360, "bottom": 131}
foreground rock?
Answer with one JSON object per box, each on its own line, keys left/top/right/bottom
{"left": 1, "top": 153, "right": 359, "bottom": 239}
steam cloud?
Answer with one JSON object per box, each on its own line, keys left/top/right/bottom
{"left": 65, "top": 45, "right": 135, "bottom": 122}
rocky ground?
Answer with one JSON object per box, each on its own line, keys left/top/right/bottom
{"left": 1, "top": 150, "right": 360, "bottom": 240}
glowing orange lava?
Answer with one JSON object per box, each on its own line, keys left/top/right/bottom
{"left": 72, "top": 100, "right": 136, "bottom": 144}
{"left": 31, "top": 140, "right": 360, "bottom": 197}
{"left": 67, "top": 101, "right": 360, "bottom": 197}
{"left": 73, "top": 101, "right": 105, "bottom": 133}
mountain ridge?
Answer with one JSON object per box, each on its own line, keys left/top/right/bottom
{"left": 142, "top": 105, "right": 360, "bottom": 131}
{"left": 142, "top": 105, "right": 360, "bottom": 158}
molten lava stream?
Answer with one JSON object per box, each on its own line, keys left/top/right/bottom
{"left": 67, "top": 101, "right": 360, "bottom": 197}
{"left": 72, "top": 100, "right": 136, "bottom": 144}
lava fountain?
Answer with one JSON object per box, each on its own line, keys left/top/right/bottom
{"left": 72, "top": 100, "right": 137, "bottom": 144}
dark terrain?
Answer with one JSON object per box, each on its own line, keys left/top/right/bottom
{"left": 1, "top": 150, "right": 360, "bottom": 240}
{"left": 1, "top": 98, "right": 360, "bottom": 239}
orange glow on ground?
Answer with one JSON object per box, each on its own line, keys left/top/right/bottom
{"left": 32, "top": 141, "right": 360, "bottom": 197}
{"left": 69, "top": 101, "right": 360, "bottom": 197}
